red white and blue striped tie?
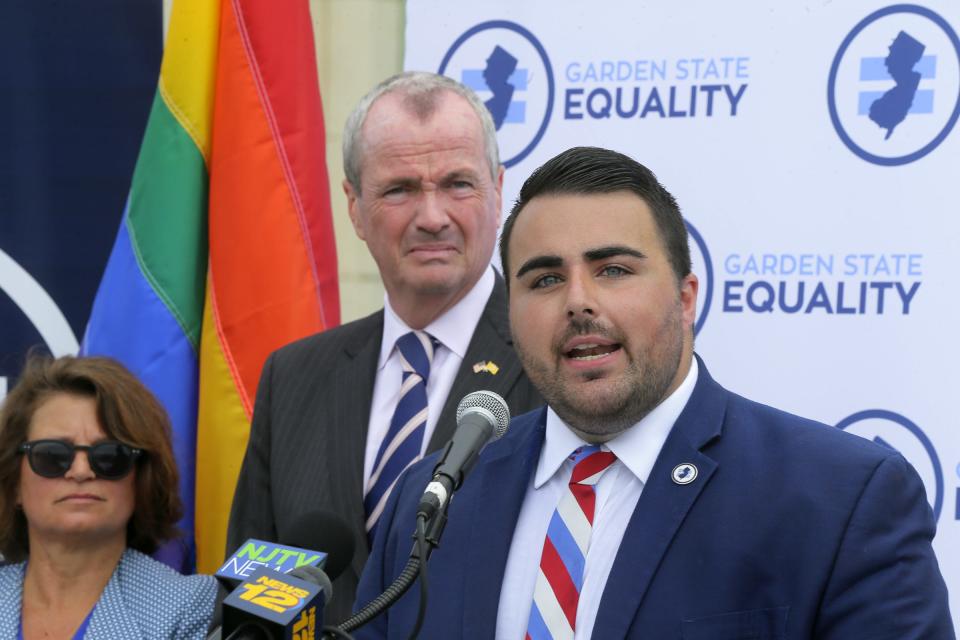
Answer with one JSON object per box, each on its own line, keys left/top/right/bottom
{"left": 526, "top": 445, "right": 617, "bottom": 640}
{"left": 364, "top": 331, "right": 435, "bottom": 540}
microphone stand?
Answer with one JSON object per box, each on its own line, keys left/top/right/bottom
{"left": 331, "top": 506, "right": 448, "bottom": 636}
{"left": 329, "top": 393, "right": 509, "bottom": 638}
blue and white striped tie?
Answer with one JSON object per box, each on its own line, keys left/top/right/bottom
{"left": 364, "top": 331, "right": 435, "bottom": 540}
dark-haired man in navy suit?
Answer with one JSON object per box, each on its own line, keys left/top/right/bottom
{"left": 356, "top": 146, "right": 953, "bottom": 639}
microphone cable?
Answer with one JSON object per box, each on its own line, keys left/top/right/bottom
{"left": 337, "top": 504, "right": 449, "bottom": 635}
{"left": 336, "top": 391, "right": 510, "bottom": 637}
{"left": 406, "top": 514, "right": 430, "bottom": 640}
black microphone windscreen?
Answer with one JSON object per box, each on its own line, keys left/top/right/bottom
{"left": 288, "top": 564, "right": 333, "bottom": 603}
{"left": 280, "top": 510, "right": 355, "bottom": 581}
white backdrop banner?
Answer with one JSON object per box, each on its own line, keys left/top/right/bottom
{"left": 406, "top": 0, "right": 959, "bottom": 623}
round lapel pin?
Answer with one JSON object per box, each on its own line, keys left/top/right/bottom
{"left": 671, "top": 463, "right": 698, "bottom": 485}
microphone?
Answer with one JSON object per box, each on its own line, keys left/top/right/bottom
{"left": 289, "top": 565, "right": 333, "bottom": 603}
{"left": 281, "top": 511, "right": 355, "bottom": 582}
{"left": 417, "top": 390, "right": 510, "bottom": 520}
{"left": 220, "top": 564, "right": 333, "bottom": 640}
{"left": 216, "top": 539, "right": 326, "bottom": 586}
{"left": 337, "top": 391, "right": 510, "bottom": 635}
{"left": 209, "top": 512, "right": 355, "bottom": 639}
{"left": 217, "top": 512, "right": 355, "bottom": 586}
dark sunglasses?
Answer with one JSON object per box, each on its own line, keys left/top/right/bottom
{"left": 18, "top": 439, "right": 142, "bottom": 480}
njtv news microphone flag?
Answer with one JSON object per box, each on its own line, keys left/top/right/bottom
{"left": 83, "top": 0, "right": 339, "bottom": 572}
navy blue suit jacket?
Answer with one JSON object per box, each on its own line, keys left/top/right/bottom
{"left": 355, "top": 359, "right": 953, "bottom": 639}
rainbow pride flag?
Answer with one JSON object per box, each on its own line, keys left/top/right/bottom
{"left": 83, "top": 0, "right": 339, "bottom": 573}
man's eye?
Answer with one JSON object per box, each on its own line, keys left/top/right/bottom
{"left": 599, "top": 265, "right": 629, "bottom": 278}
{"left": 450, "top": 180, "right": 473, "bottom": 190}
{"left": 532, "top": 274, "right": 562, "bottom": 289}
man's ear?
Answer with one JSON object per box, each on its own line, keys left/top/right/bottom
{"left": 680, "top": 273, "right": 699, "bottom": 328}
{"left": 495, "top": 164, "right": 505, "bottom": 226}
{"left": 343, "top": 178, "right": 366, "bottom": 241}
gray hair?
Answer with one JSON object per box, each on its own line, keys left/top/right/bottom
{"left": 342, "top": 71, "right": 500, "bottom": 194}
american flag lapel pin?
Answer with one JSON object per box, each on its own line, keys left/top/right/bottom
{"left": 472, "top": 360, "right": 500, "bottom": 375}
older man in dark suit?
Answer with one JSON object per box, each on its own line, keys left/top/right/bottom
{"left": 226, "top": 72, "right": 541, "bottom": 623}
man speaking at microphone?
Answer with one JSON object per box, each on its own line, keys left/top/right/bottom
{"left": 226, "top": 71, "right": 541, "bottom": 625}
{"left": 355, "top": 147, "right": 953, "bottom": 638}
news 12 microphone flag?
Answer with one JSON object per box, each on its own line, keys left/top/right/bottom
{"left": 405, "top": 0, "right": 960, "bottom": 626}
{"left": 83, "top": 0, "right": 340, "bottom": 573}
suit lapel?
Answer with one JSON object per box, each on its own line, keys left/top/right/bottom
{"left": 592, "top": 358, "right": 727, "bottom": 638}
{"left": 429, "top": 274, "right": 522, "bottom": 450}
{"left": 461, "top": 409, "right": 547, "bottom": 640}
{"left": 333, "top": 313, "right": 383, "bottom": 575}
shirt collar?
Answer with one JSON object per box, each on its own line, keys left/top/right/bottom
{"left": 536, "top": 357, "right": 700, "bottom": 487}
{"left": 379, "top": 267, "right": 495, "bottom": 369}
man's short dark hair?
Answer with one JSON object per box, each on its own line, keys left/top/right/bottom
{"left": 499, "top": 146, "right": 691, "bottom": 285}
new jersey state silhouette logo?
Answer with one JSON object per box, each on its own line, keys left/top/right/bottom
{"left": 439, "top": 20, "right": 555, "bottom": 168}
{"left": 828, "top": 5, "right": 960, "bottom": 166}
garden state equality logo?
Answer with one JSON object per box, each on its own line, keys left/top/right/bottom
{"left": 828, "top": 4, "right": 960, "bottom": 165}
{"left": 0, "top": 248, "right": 79, "bottom": 399}
{"left": 439, "top": 20, "right": 555, "bottom": 168}
{"left": 836, "top": 409, "right": 945, "bottom": 521}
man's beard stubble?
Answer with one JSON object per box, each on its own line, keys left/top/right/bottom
{"left": 516, "top": 307, "right": 685, "bottom": 442}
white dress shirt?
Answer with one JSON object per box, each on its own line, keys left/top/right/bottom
{"left": 495, "top": 358, "right": 699, "bottom": 639}
{"left": 363, "top": 267, "right": 496, "bottom": 487}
